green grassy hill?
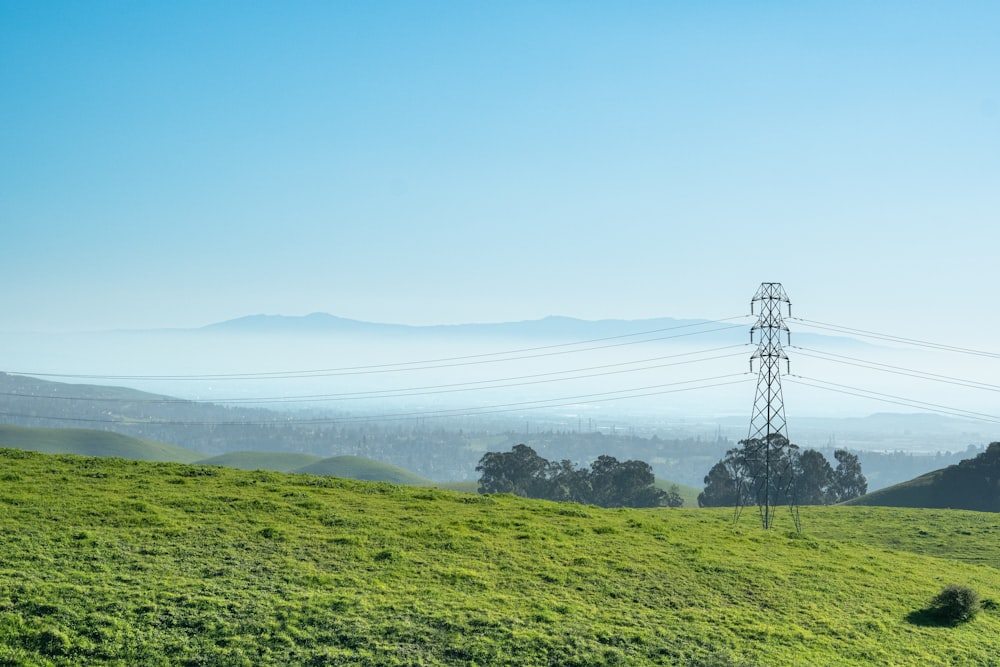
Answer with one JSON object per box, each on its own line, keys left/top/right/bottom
{"left": 0, "top": 425, "right": 203, "bottom": 463}
{"left": 294, "top": 455, "right": 434, "bottom": 485}
{"left": 846, "top": 442, "right": 1000, "bottom": 512}
{"left": 847, "top": 469, "right": 943, "bottom": 508}
{"left": 197, "top": 451, "right": 323, "bottom": 472}
{"left": 0, "top": 448, "right": 998, "bottom": 665}
{"left": 656, "top": 478, "right": 701, "bottom": 507}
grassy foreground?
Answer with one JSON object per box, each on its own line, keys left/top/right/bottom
{"left": 0, "top": 448, "right": 998, "bottom": 666}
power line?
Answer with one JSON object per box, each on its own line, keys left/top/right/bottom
{"left": 792, "top": 346, "right": 1000, "bottom": 394}
{"left": 790, "top": 317, "right": 1000, "bottom": 360}
{"left": 786, "top": 375, "right": 1000, "bottom": 424}
{"left": 0, "top": 374, "right": 754, "bottom": 427}
{"left": 7, "top": 317, "right": 749, "bottom": 381}
{"left": 1, "top": 345, "right": 749, "bottom": 405}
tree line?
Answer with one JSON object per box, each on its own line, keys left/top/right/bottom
{"left": 476, "top": 444, "right": 684, "bottom": 508}
{"left": 698, "top": 436, "right": 867, "bottom": 507}
{"left": 932, "top": 442, "right": 1000, "bottom": 512}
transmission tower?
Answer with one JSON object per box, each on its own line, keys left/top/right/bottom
{"left": 736, "top": 282, "right": 800, "bottom": 531}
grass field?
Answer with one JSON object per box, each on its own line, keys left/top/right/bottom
{"left": 0, "top": 448, "right": 998, "bottom": 665}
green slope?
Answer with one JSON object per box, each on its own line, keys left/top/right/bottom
{"left": 294, "top": 455, "right": 433, "bottom": 485}
{"left": 806, "top": 505, "right": 1000, "bottom": 569}
{"left": 0, "top": 448, "right": 998, "bottom": 666}
{"left": 197, "top": 450, "right": 323, "bottom": 472}
{"left": 0, "top": 372, "right": 182, "bottom": 402}
{"left": 656, "top": 478, "right": 701, "bottom": 507}
{"left": 846, "top": 469, "right": 944, "bottom": 508}
{"left": 845, "top": 442, "right": 1000, "bottom": 512}
{"left": 0, "top": 424, "right": 203, "bottom": 462}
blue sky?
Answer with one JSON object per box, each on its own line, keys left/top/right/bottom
{"left": 2, "top": 2, "right": 998, "bottom": 345}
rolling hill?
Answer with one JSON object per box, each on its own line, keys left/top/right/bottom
{"left": 847, "top": 442, "right": 1000, "bottom": 512}
{"left": 0, "top": 424, "right": 203, "bottom": 462}
{"left": 656, "top": 478, "right": 701, "bottom": 507}
{"left": 0, "top": 448, "right": 997, "bottom": 665}
{"left": 294, "top": 455, "right": 435, "bottom": 485}
{"left": 197, "top": 451, "right": 323, "bottom": 472}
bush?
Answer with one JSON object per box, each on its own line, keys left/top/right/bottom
{"left": 930, "top": 584, "right": 981, "bottom": 624}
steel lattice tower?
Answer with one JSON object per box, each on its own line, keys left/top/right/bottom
{"left": 737, "top": 282, "right": 800, "bottom": 530}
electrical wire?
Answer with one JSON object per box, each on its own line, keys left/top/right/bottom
{"left": 0, "top": 374, "right": 754, "bottom": 426}
{"left": 1, "top": 345, "right": 749, "bottom": 405}
{"left": 789, "top": 317, "right": 1000, "bottom": 360}
{"left": 10, "top": 312, "right": 997, "bottom": 429}
{"left": 8, "top": 317, "right": 750, "bottom": 381}
{"left": 786, "top": 375, "right": 1000, "bottom": 424}
{"left": 791, "top": 346, "right": 1000, "bottom": 394}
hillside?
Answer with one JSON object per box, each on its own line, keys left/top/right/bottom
{"left": 294, "top": 455, "right": 434, "bottom": 485}
{"left": 4, "top": 372, "right": 993, "bottom": 488}
{"left": 197, "top": 451, "right": 323, "bottom": 472}
{"left": 0, "top": 448, "right": 998, "bottom": 665}
{"left": 847, "top": 442, "right": 1000, "bottom": 512}
{"left": 0, "top": 372, "right": 315, "bottom": 457}
{"left": 656, "top": 478, "right": 701, "bottom": 508}
{"left": 0, "top": 424, "right": 203, "bottom": 462}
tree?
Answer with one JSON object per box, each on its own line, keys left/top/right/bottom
{"left": 475, "top": 444, "right": 548, "bottom": 497}
{"left": 795, "top": 449, "right": 835, "bottom": 505}
{"left": 734, "top": 435, "right": 799, "bottom": 509}
{"left": 832, "top": 449, "right": 867, "bottom": 502}
{"left": 664, "top": 484, "right": 685, "bottom": 508}
{"left": 701, "top": 442, "right": 863, "bottom": 507}
{"left": 698, "top": 453, "right": 742, "bottom": 507}
{"left": 934, "top": 442, "right": 999, "bottom": 512}
{"left": 476, "top": 445, "right": 672, "bottom": 508}
{"left": 586, "top": 455, "right": 666, "bottom": 508}
{"left": 544, "top": 458, "right": 590, "bottom": 503}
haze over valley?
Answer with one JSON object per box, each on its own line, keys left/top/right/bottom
{"left": 3, "top": 311, "right": 997, "bottom": 491}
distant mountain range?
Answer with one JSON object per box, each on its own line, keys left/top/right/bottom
{"left": 194, "top": 312, "right": 864, "bottom": 348}
{"left": 200, "top": 312, "right": 726, "bottom": 337}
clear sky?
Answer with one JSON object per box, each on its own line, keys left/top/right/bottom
{"left": 2, "top": 2, "right": 998, "bottom": 345}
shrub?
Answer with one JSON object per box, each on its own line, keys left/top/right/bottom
{"left": 930, "top": 584, "right": 981, "bottom": 624}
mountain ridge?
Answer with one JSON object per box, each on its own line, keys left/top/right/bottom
{"left": 191, "top": 312, "right": 872, "bottom": 351}
{"left": 198, "top": 312, "right": 714, "bottom": 338}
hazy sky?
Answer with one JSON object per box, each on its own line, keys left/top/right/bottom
{"left": 3, "top": 2, "right": 998, "bottom": 344}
